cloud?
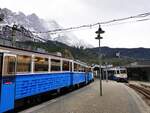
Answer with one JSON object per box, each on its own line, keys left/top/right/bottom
{"left": 0, "top": 0, "right": 150, "bottom": 48}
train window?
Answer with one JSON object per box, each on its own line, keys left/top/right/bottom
{"left": 120, "top": 70, "right": 126, "bottom": 74}
{"left": 74, "top": 63, "right": 78, "bottom": 71}
{"left": 51, "top": 59, "right": 60, "bottom": 71}
{"left": 79, "top": 66, "right": 84, "bottom": 72}
{"left": 62, "top": 60, "right": 69, "bottom": 71}
{"left": 84, "top": 67, "right": 88, "bottom": 72}
{"left": 84, "top": 67, "right": 86, "bottom": 72}
{"left": 17, "top": 55, "right": 31, "bottom": 73}
{"left": 74, "top": 63, "right": 81, "bottom": 72}
{"left": 78, "top": 65, "right": 81, "bottom": 72}
{"left": 69, "top": 62, "right": 72, "bottom": 71}
{"left": 87, "top": 68, "right": 90, "bottom": 72}
{"left": 34, "top": 57, "right": 48, "bottom": 72}
{"left": 116, "top": 70, "right": 120, "bottom": 74}
{"left": 3, "top": 56, "right": 16, "bottom": 76}
{"left": 83, "top": 67, "right": 86, "bottom": 72}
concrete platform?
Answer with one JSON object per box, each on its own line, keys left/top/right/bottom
{"left": 20, "top": 80, "right": 150, "bottom": 113}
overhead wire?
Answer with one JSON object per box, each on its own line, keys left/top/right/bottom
{"left": 31, "top": 12, "right": 150, "bottom": 34}
{"left": 1, "top": 12, "right": 150, "bottom": 42}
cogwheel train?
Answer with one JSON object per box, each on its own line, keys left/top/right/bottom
{"left": 0, "top": 45, "right": 94, "bottom": 113}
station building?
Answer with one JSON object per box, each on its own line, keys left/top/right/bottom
{"left": 126, "top": 61, "right": 150, "bottom": 82}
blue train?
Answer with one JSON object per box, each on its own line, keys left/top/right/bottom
{"left": 0, "top": 45, "right": 94, "bottom": 113}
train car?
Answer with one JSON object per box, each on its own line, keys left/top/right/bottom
{"left": 113, "top": 67, "right": 128, "bottom": 82}
{"left": 0, "top": 45, "right": 94, "bottom": 113}
{"left": 104, "top": 67, "right": 128, "bottom": 82}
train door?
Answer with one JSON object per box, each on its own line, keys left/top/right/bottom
{"left": 0, "top": 54, "right": 16, "bottom": 113}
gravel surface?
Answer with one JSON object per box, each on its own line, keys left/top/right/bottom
{"left": 20, "top": 80, "right": 150, "bottom": 113}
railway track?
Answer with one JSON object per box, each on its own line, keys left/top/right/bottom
{"left": 140, "top": 83, "right": 150, "bottom": 89}
{"left": 128, "top": 84, "right": 150, "bottom": 99}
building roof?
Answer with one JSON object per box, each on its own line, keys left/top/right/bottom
{"left": 126, "top": 61, "right": 150, "bottom": 68}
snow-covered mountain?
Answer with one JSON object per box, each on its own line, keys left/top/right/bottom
{"left": 43, "top": 20, "right": 93, "bottom": 48}
{"left": 0, "top": 8, "right": 51, "bottom": 40}
{"left": 0, "top": 8, "right": 92, "bottom": 48}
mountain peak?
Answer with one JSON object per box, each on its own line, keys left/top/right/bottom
{"left": 0, "top": 8, "right": 92, "bottom": 48}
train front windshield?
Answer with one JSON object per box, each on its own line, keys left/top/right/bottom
{"left": 120, "top": 70, "right": 127, "bottom": 74}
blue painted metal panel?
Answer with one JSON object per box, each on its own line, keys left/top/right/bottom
{"left": 72, "top": 72, "right": 85, "bottom": 85}
{"left": 88, "top": 72, "right": 93, "bottom": 81}
{"left": 0, "top": 72, "right": 92, "bottom": 112}
{"left": 85, "top": 72, "right": 88, "bottom": 84}
{"left": 0, "top": 76, "right": 1, "bottom": 113}
{"left": 85, "top": 72, "right": 92, "bottom": 83}
{"left": 112, "top": 75, "right": 117, "bottom": 81}
{"left": 15, "top": 72, "right": 71, "bottom": 100}
{"left": 0, "top": 77, "right": 15, "bottom": 113}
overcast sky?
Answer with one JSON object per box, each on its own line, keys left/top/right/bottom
{"left": 0, "top": 0, "right": 150, "bottom": 48}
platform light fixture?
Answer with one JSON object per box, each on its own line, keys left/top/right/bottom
{"left": 95, "top": 24, "right": 105, "bottom": 96}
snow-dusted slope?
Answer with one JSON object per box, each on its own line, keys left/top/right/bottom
{"left": 0, "top": 8, "right": 92, "bottom": 48}
{"left": 43, "top": 20, "right": 93, "bottom": 48}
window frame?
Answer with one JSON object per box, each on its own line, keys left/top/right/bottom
{"left": 2, "top": 53, "right": 16, "bottom": 76}
{"left": 34, "top": 56, "right": 49, "bottom": 73}
{"left": 120, "top": 70, "right": 127, "bottom": 74}
{"left": 73, "top": 62, "right": 83, "bottom": 72}
{"left": 62, "top": 60, "right": 70, "bottom": 71}
{"left": 50, "top": 58, "right": 61, "bottom": 72}
{"left": 16, "top": 55, "right": 32, "bottom": 74}
{"left": 0, "top": 53, "right": 3, "bottom": 75}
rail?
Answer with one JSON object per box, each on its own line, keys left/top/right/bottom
{"left": 127, "top": 84, "right": 150, "bottom": 99}
{"left": 140, "top": 83, "right": 150, "bottom": 89}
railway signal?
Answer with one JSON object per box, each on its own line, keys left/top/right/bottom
{"left": 95, "top": 24, "right": 105, "bottom": 96}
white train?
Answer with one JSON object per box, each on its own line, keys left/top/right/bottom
{"left": 113, "top": 67, "right": 128, "bottom": 82}
{"left": 105, "top": 67, "right": 128, "bottom": 82}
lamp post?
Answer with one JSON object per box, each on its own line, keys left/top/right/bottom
{"left": 12, "top": 24, "right": 17, "bottom": 47}
{"left": 95, "top": 25, "right": 105, "bottom": 96}
{"left": 105, "top": 62, "right": 108, "bottom": 82}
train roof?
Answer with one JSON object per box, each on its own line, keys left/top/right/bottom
{"left": 108, "top": 67, "right": 126, "bottom": 71}
{"left": 0, "top": 44, "right": 61, "bottom": 57}
{"left": 0, "top": 44, "right": 91, "bottom": 67}
{"left": 0, "top": 44, "right": 74, "bottom": 61}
